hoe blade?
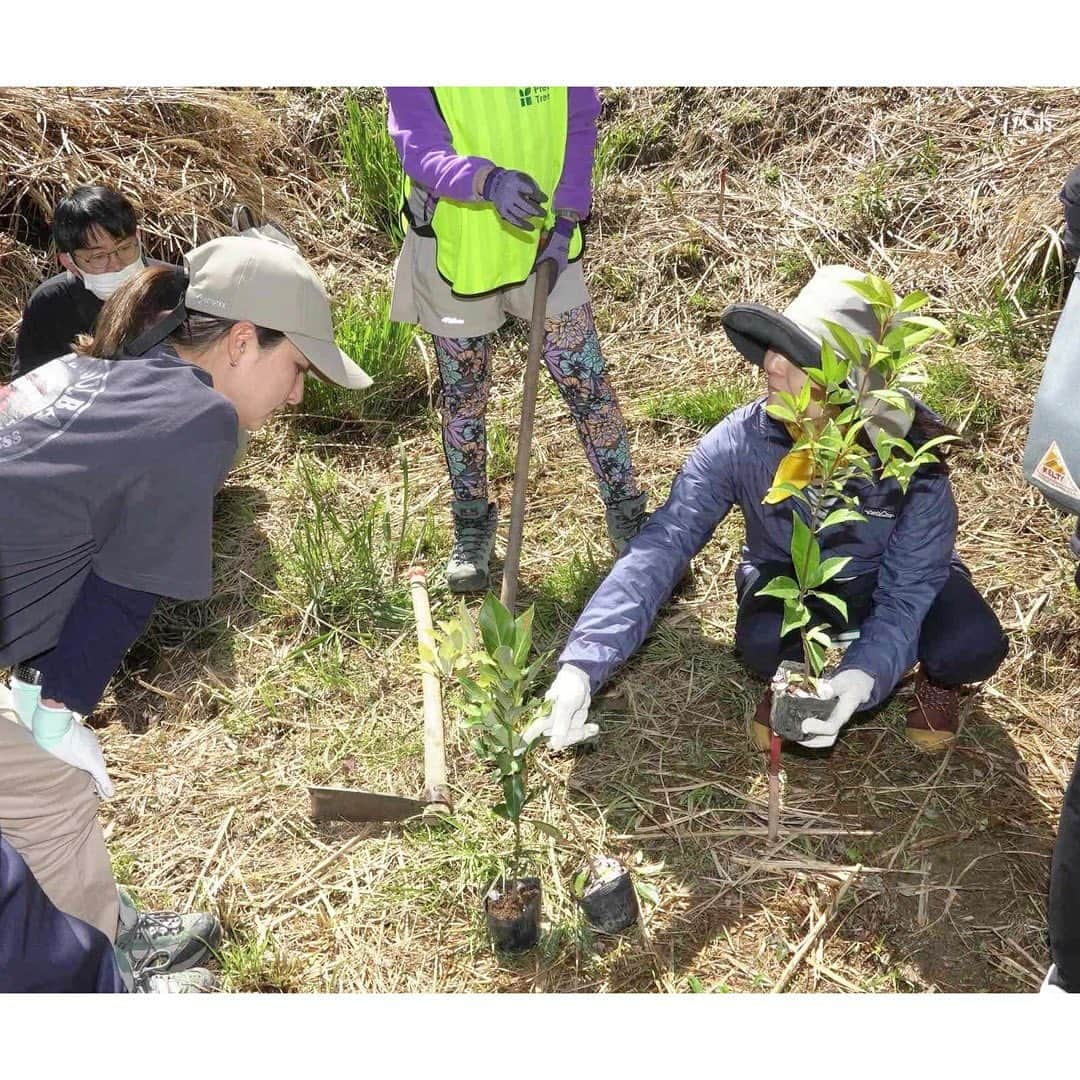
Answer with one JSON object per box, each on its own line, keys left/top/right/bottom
{"left": 307, "top": 785, "right": 425, "bottom": 823}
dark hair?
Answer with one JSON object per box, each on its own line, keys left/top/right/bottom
{"left": 52, "top": 185, "right": 139, "bottom": 254}
{"left": 169, "top": 313, "right": 285, "bottom": 353}
{"left": 75, "top": 263, "right": 284, "bottom": 359}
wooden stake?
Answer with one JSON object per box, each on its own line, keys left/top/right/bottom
{"left": 767, "top": 732, "right": 782, "bottom": 841}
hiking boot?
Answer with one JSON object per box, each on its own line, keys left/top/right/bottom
{"left": 115, "top": 889, "right": 222, "bottom": 973}
{"left": 605, "top": 492, "right": 649, "bottom": 554}
{"left": 749, "top": 688, "right": 773, "bottom": 752}
{"left": 134, "top": 966, "right": 218, "bottom": 994}
{"left": 905, "top": 668, "right": 961, "bottom": 751}
{"left": 446, "top": 498, "right": 499, "bottom": 593}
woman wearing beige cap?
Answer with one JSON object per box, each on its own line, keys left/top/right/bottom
{"left": 0, "top": 227, "right": 370, "bottom": 991}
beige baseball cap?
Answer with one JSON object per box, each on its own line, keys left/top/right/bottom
{"left": 183, "top": 229, "right": 372, "bottom": 389}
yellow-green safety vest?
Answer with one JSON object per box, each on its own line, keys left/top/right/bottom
{"left": 405, "top": 86, "right": 584, "bottom": 297}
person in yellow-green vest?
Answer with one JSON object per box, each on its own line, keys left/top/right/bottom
{"left": 386, "top": 87, "right": 647, "bottom": 593}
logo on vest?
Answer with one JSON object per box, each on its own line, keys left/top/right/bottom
{"left": 1034, "top": 440, "right": 1080, "bottom": 500}
{"left": 0, "top": 355, "right": 110, "bottom": 461}
{"left": 518, "top": 87, "right": 551, "bottom": 108}
{"left": 862, "top": 507, "right": 896, "bottom": 519}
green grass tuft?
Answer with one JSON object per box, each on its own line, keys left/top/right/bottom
{"left": 921, "top": 361, "right": 1000, "bottom": 434}
{"left": 835, "top": 163, "right": 895, "bottom": 238}
{"left": 641, "top": 383, "right": 750, "bottom": 433}
{"left": 281, "top": 453, "right": 438, "bottom": 640}
{"left": 486, "top": 420, "right": 516, "bottom": 482}
{"left": 775, "top": 250, "right": 814, "bottom": 287}
{"left": 300, "top": 291, "right": 422, "bottom": 429}
{"left": 339, "top": 96, "right": 404, "bottom": 247}
{"left": 215, "top": 930, "right": 301, "bottom": 993}
{"left": 593, "top": 113, "right": 670, "bottom": 188}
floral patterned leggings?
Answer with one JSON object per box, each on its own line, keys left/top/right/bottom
{"left": 433, "top": 302, "right": 641, "bottom": 506}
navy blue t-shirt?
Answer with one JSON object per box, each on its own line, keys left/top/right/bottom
{"left": 0, "top": 346, "right": 238, "bottom": 665}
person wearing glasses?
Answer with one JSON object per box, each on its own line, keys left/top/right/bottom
{"left": 12, "top": 185, "right": 170, "bottom": 379}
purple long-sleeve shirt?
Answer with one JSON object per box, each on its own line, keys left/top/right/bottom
{"left": 385, "top": 87, "right": 600, "bottom": 218}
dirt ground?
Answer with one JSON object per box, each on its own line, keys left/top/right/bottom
{"left": 3, "top": 86, "right": 1078, "bottom": 992}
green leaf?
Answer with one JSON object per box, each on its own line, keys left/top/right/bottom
{"left": 822, "top": 320, "right": 863, "bottom": 366}
{"left": 808, "top": 589, "right": 848, "bottom": 620}
{"left": 512, "top": 605, "right": 534, "bottom": 667}
{"left": 820, "top": 508, "right": 866, "bottom": 530}
{"left": 898, "top": 314, "right": 948, "bottom": 334}
{"left": 795, "top": 377, "right": 813, "bottom": 414}
{"left": 819, "top": 339, "right": 850, "bottom": 385}
{"left": 898, "top": 289, "right": 930, "bottom": 313}
{"left": 814, "top": 555, "right": 851, "bottom": 586}
{"left": 781, "top": 598, "right": 811, "bottom": 637}
{"left": 789, "top": 514, "right": 819, "bottom": 589}
{"left": 502, "top": 773, "right": 526, "bottom": 820}
{"left": 756, "top": 575, "right": 800, "bottom": 601}
{"left": 572, "top": 870, "right": 590, "bottom": 899}
{"left": 532, "top": 820, "right": 566, "bottom": 844}
{"left": 914, "top": 434, "right": 959, "bottom": 455}
{"left": 804, "top": 635, "right": 826, "bottom": 677}
{"left": 766, "top": 402, "right": 798, "bottom": 425}
{"left": 478, "top": 594, "right": 516, "bottom": 655}
{"left": 869, "top": 389, "right": 912, "bottom": 412}
{"left": 635, "top": 880, "right": 660, "bottom": 907}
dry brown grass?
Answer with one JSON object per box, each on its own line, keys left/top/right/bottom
{"left": 2, "top": 86, "right": 1079, "bottom": 992}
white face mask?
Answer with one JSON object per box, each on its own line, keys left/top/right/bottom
{"left": 80, "top": 256, "right": 145, "bottom": 301}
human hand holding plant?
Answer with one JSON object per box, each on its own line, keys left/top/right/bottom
{"left": 523, "top": 664, "right": 596, "bottom": 750}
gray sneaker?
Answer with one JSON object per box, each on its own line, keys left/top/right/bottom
{"left": 136, "top": 966, "right": 218, "bottom": 993}
{"left": 446, "top": 499, "right": 499, "bottom": 593}
{"left": 115, "top": 889, "right": 222, "bottom": 973}
{"left": 113, "top": 945, "right": 218, "bottom": 993}
{"left": 605, "top": 493, "right": 649, "bottom": 554}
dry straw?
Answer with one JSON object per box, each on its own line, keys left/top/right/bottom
{"left": 2, "top": 86, "right": 1078, "bottom": 992}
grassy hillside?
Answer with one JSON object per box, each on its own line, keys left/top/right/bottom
{"left": 2, "top": 86, "right": 1078, "bottom": 991}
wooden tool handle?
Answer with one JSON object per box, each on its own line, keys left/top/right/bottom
{"left": 500, "top": 260, "right": 555, "bottom": 611}
{"left": 409, "top": 567, "right": 452, "bottom": 811}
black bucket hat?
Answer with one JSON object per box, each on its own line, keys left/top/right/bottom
{"left": 721, "top": 264, "right": 913, "bottom": 445}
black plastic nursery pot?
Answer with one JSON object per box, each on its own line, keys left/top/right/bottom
{"left": 484, "top": 877, "right": 542, "bottom": 951}
{"left": 575, "top": 856, "right": 639, "bottom": 935}
{"left": 769, "top": 660, "right": 835, "bottom": 742}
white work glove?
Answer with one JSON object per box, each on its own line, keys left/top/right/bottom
{"left": 1041, "top": 965, "right": 1070, "bottom": 994}
{"left": 523, "top": 664, "right": 598, "bottom": 751}
{"left": 35, "top": 705, "right": 115, "bottom": 800}
{"left": 797, "top": 668, "right": 875, "bottom": 749}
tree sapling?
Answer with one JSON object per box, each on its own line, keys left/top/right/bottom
{"left": 759, "top": 273, "right": 955, "bottom": 741}
{"left": 423, "top": 594, "right": 560, "bottom": 950}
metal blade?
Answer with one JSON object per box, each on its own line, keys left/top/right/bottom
{"left": 307, "top": 785, "right": 426, "bottom": 823}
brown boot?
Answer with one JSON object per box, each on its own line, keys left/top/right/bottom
{"left": 905, "top": 669, "right": 961, "bottom": 751}
{"left": 749, "top": 689, "right": 772, "bottom": 752}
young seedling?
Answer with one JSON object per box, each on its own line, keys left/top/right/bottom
{"left": 423, "top": 594, "right": 559, "bottom": 950}
{"left": 758, "top": 274, "right": 955, "bottom": 832}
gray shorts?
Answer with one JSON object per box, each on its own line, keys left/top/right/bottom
{"left": 390, "top": 230, "right": 590, "bottom": 338}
